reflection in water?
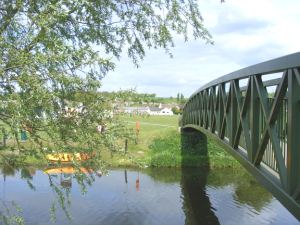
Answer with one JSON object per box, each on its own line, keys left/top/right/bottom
{"left": 135, "top": 171, "right": 140, "bottom": 192}
{"left": 0, "top": 163, "right": 298, "bottom": 224}
{"left": 60, "top": 173, "right": 72, "bottom": 188}
{"left": 44, "top": 166, "right": 99, "bottom": 189}
{"left": 181, "top": 167, "right": 220, "bottom": 225}
{"left": 234, "top": 177, "right": 272, "bottom": 211}
{"left": 207, "top": 169, "right": 272, "bottom": 212}
{"left": 124, "top": 169, "right": 128, "bottom": 183}
{"left": 180, "top": 128, "right": 220, "bottom": 225}
{"left": 0, "top": 163, "right": 104, "bottom": 223}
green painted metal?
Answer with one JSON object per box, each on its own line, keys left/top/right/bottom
{"left": 182, "top": 52, "right": 300, "bottom": 219}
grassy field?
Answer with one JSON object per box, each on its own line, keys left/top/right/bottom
{"left": 122, "top": 115, "right": 178, "bottom": 150}
{"left": 100, "top": 115, "right": 239, "bottom": 168}
{"left": 0, "top": 114, "right": 239, "bottom": 168}
{"left": 99, "top": 115, "right": 179, "bottom": 167}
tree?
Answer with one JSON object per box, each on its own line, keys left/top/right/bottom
{"left": 0, "top": 0, "right": 212, "bottom": 163}
{"left": 180, "top": 93, "right": 184, "bottom": 100}
{"left": 172, "top": 106, "right": 182, "bottom": 115}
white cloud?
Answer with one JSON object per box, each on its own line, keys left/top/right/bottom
{"left": 177, "top": 78, "right": 187, "bottom": 84}
{"left": 101, "top": 0, "right": 300, "bottom": 97}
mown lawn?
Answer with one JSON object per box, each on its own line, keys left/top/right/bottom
{"left": 0, "top": 114, "right": 239, "bottom": 168}
{"left": 101, "top": 115, "right": 239, "bottom": 168}
{"left": 99, "top": 115, "right": 179, "bottom": 167}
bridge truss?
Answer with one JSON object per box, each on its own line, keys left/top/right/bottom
{"left": 182, "top": 52, "right": 300, "bottom": 219}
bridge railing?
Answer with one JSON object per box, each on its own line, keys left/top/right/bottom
{"left": 182, "top": 52, "right": 300, "bottom": 218}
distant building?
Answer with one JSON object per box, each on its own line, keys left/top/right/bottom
{"left": 158, "top": 107, "right": 174, "bottom": 115}
{"left": 123, "top": 106, "right": 150, "bottom": 115}
{"left": 120, "top": 105, "right": 175, "bottom": 116}
{"left": 149, "top": 107, "right": 161, "bottom": 115}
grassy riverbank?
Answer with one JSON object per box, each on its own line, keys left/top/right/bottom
{"left": 100, "top": 115, "right": 239, "bottom": 168}
{"left": 0, "top": 115, "right": 239, "bottom": 168}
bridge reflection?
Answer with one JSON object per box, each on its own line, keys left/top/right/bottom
{"left": 181, "top": 167, "right": 220, "bottom": 225}
{"left": 0, "top": 159, "right": 279, "bottom": 224}
{"left": 180, "top": 128, "right": 219, "bottom": 225}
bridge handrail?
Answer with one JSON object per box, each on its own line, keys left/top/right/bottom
{"left": 190, "top": 51, "right": 300, "bottom": 99}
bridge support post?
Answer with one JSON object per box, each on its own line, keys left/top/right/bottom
{"left": 230, "top": 81, "right": 237, "bottom": 147}
{"left": 287, "top": 69, "right": 300, "bottom": 197}
{"left": 250, "top": 76, "right": 260, "bottom": 163}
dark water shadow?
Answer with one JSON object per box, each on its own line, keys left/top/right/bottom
{"left": 180, "top": 128, "right": 220, "bottom": 225}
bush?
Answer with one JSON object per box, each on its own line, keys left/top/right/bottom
{"left": 148, "top": 130, "right": 240, "bottom": 168}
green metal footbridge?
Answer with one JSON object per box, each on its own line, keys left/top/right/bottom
{"left": 181, "top": 52, "right": 300, "bottom": 219}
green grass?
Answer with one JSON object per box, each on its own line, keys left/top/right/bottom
{"left": 0, "top": 114, "right": 240, "bottom": 168}
{"left": 121, "top": 114, "right": 178, "bottom": 151}
{"left": 101, "top": 115, "right": 239, "bottom": 168}
{"left": 147, "top": 130, "right": 239, "bottom": 168}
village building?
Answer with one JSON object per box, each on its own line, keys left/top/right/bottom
{"left": 159, "top": 107, "right": 174, "bottom": 115}
{"left": 149, "top": 107, "right": 161, "bottom": 115}
{"left": 123, "top": 106, "right": 150, "bottom": 115}
{"left": 122, "top": 106, "right": 174, "bottom": 116}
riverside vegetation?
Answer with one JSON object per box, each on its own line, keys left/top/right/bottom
{"left": 100, "top": 115, "right": 239, "bottom": 168}
{"left": 0, "top": 115, "right": 239, "bottom": 169}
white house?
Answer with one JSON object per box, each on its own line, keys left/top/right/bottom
{"left": 149, "top": 107, "right": 174, "bottom": 116}
{"left": 158, "top": 107, "right": 174, "bottom": 115}
{"left": 121, "top": 106, "right": 174, "bottom": 116}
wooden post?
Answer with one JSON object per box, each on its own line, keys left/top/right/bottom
{"left": 135, "top": 121, "right": 140, "bottom": 144}
{"left": 125, "top": 139, "right": 128, "bottom": 154}
{"left": 2, "top": 128, "right": 6, "bottom": 147}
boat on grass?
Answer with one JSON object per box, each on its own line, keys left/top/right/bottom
{"left": 46, "top": 152, "right": 92, "bottom": 162}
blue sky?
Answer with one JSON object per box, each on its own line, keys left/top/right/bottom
{"left": 101, "top": 0, "right": 300, "bottom": 97}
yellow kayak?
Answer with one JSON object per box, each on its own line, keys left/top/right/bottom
{"left": 46, "top": 153, "right": 91, "bottom": 162}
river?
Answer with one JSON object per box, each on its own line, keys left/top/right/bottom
{"left": 0, "top": 166, "right": 298, "bottom": 225}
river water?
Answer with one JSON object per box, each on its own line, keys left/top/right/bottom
{"left": 0, "top": 166, "right": 298, "bottom": 225}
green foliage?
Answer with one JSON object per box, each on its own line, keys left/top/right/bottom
{"left": 148, "top": 130, "right": 208, "bottom": 167}
{"left": 0, "top": 0, "right": 212, "bottom": 162}
{"left": 176, "top": 92, "right": 187, "bottom": 104}
{"left": 206, "top": 137, "right": 240, "bottom": 168}
{"left": 95, "top": 115, "right": 238, "bottom": 168}
{"left": 1, "top": 9, "right": 201, "bottom": 217}
{"left": 149, "top": 131, "right": 181, "bottom": 167}
{"left": 100, "top": 89, "right": 183, "bottom": 106}
{"left": 171, "top": 107, "right": 182, "bottom": 115}
{"left": 148, "top": 130, "right": 239, "bottom": 168}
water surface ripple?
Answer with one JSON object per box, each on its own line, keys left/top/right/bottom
{"left": 0, "top": 167, "right": 298, "bottom": 225}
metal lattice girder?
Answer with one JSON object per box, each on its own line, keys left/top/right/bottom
{"left": 181, "top": 52, "right": 300, "bottom": 219}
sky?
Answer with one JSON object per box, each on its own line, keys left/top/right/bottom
{"left": 101, "top": 0, "right": 300, "bottom": 98}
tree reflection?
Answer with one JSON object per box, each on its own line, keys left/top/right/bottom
{"left": 234, "top": 178, "right": 272, "bottom": 211}
{"left": 0, "top": 161, "right": 104, "bottom": 224}
{"left": 0, "top": 164, "right": 27, "bottom": 225}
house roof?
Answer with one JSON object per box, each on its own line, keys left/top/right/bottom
{"left": 149, "top": 107, "right": 161, "bottom": 112}
{"left": 124, "top": 107, "right": 149, "bottom": 111}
